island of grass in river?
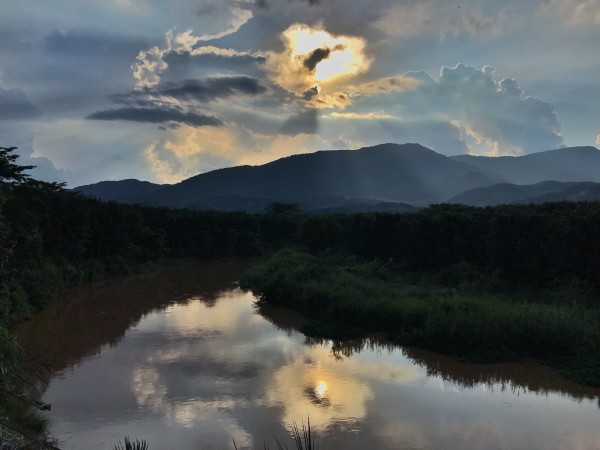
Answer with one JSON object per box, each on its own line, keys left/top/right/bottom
{"left": 240, "top": 248, "right": 600, "bottom": 387}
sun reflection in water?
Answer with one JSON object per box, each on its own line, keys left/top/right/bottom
{"left": 315, "top": 380, "right": 328, "bottom": 397}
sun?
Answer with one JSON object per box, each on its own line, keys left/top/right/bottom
{"left": 282, "top": 23, "right": 370, "bottom": 84}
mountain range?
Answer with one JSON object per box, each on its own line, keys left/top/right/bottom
{"left": 74, "top": 143, "right": 600, "bottom": 211}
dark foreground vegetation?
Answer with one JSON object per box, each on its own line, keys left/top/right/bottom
{"left": 3, "top": 145, "right": 600, "bottom": 442}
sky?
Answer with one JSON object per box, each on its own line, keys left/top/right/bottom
{"left": 1, "top": 0, "right": 599, "bottom": 186}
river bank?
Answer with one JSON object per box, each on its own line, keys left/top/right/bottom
{"left": 241, "top": 249, "right": 600, "bottom": 387}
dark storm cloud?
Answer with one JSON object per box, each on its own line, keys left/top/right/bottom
{"left": 86, "top": 107, "right": 222, "bottom": 128}
{"left": 280, "top": 108, "right": 318, "bottom": 135}
{"left": 303, "top": 47, "right": 331, "bottom": 71}
{"left": 0, "top": 88, "right": 42, "bottom": 120}
{"left": 302, "top": 86, "right": 320, "bottom": 101}
{"left": 160, "top": 76, "right": 267, "bottom": 101}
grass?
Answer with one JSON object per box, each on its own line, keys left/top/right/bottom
{"left": 241, "top": 248, "right": 600, "bottom": 387}
{"left": 113, "top": 437, "right": 149, "bottom": 450}
{"left": 233, "top": 418, "right": 317, "bottom": 450}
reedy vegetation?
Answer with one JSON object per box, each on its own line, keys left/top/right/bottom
{"left": 241, "top": 249, "right": 600, "bottom": 386}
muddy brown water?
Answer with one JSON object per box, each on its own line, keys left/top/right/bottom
{"left": 15, "top": 260, "right": 600, "bottom": 449}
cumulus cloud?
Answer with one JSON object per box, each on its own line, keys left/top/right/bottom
{"left": 0, "top": 88, "right": 41, "bottom": 120}
{"left": 596, "top": 134, "right": 600, "bottom": 146}
{"left": 390, "top": 64, "right": 563, "bottom": 155}
{"left": 86, "top": 107, "right": 222, "bottom": 128}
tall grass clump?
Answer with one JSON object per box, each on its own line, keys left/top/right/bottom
{"left": 113, "top": 437, "right": 149, "bottom": 450}
{"left": 233, "top": 418, "right": 317, "bottom": 450}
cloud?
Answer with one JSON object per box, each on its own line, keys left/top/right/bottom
{"left": 266, "top": 23, "right": 370, "bottom": 95}
{"left": 0, "top": 88, "right": 41, "bottom": 120}
{"left": 161, "top": 47, "right": 266, "bottom": 81}
{"left": 143, "top": 124, "right": 329, "bottom": 183}
{"left": 375, "top": 1, "right": 521, "bottom": 38}
{"left": 132, "top": 4, "right": 254, "bottom": 90}
{"left": 303, "top": 47, "right": 333, "bottom": 71}
{"left": 315, "top": 64, "right": 563, "bottom": 156}
{"left": 94, "top": 75, "right": 266, "bottom": 130}
{"left": 543, "top": 0, "right": 600, "bottom": 25}
{"left": 325, "top": 112, "right": 393, "bottom": 120}
{"left": 0, "top": 123, "right": 66, "bottom": 183}
{"left": 302, "top": 85, "right": 320, "bottom": 101}
{"left": 160, "top": 76, "right": 266, "bottom": 101}
{"left": 596, "top": 134, "right": 600, "bottom": 146}
{"left": 86, "top": 107, "right": 222, "bottom": 128}
{"left": 348, "top": 76, "right": 422, "bottom": 95}
{"left": 110, "top": 75, "right": 266, "bottom": 107}
{"left": 388, "top": 64, "right": 563, "bottom": 155}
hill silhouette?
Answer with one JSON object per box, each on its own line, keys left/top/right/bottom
{"left": 74, "top": 179, "right": 165, "bottom": 201}
{"left": 448, "top": 181, "right": 600, "bottom": 206}
{"left": 115, "top": 143, "right": 504, "bottom": 209}
{"left": 451, "top": 146, "right": 600, "bottom": 184}
{"left": 73, "top": 144, "right": 600, "bottom": 210}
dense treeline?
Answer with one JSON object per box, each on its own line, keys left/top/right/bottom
{"left": 355, "top": 203, "right": 600, "bottom": 288}
{"left": 295, "top": 204, "right": 600, "bottom": 300}
{"left": 0, "top": 184, "right": 298, "bottom": 327}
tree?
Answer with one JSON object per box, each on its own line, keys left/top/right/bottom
{"left": 0, "top": 146, "right": 34, "bottom": 185}
{"left": 0, "top": 146, "right": 64, "bottom": 191}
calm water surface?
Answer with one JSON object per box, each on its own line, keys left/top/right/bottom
{"left": 16, "top": 261, "right": 600, "bottom": 450}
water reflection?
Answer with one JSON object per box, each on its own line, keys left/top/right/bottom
{"left": 16, "top": 263, "right": 600, "bottom": 450}
{"left": 261, "top": 304, "right": 600, "bottom": 407}
{"left": 16, "top": 259, "right": 257, "bottom": 373}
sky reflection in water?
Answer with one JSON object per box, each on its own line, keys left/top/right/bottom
{"left": 21, "top": 265, "right": 600, "bottom": 450}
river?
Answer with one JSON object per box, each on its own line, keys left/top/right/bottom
{"left": 15, "top": 260, "right": 600, "bottom": 450}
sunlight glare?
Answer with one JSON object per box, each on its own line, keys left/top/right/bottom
{"left": 284, "top": 24, "right": 370, "bottom": 83}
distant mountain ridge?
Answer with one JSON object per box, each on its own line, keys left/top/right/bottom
{"left": 73, "top": 144, "right": 600, "bottom": 211}
{"left": 73, "top": 179, "right": 166, "bottom": 201}
{"left": 116, "top": 143, "right": 505, "bottom": 209}
{"left": 448, "top": 181, "right": 600, "bottom": 206}
{"left": 451, "top": 147, "right": 600, "bottom": 184}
